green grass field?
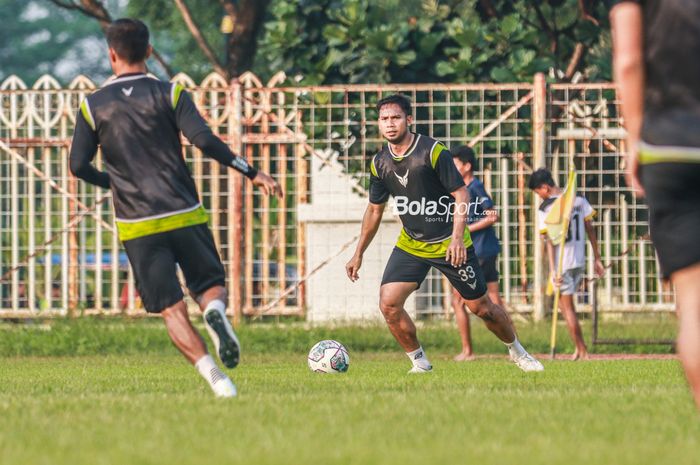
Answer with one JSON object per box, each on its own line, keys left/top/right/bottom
{"left": 0, "top": 318, "right": 697, "bottom": 465}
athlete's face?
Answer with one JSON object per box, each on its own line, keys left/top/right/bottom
{"left": 378, "top": 104, "right": 412, "bottom": 144}
{"left": 532, "top": 184, "right": 552, "bottom": 200}
{"left": 453, "top": 159, "right": 472, "bottom": 177}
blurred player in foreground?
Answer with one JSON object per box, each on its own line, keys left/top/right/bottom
{"left": 611, "top": 0, "right": 700, "bottom": 408}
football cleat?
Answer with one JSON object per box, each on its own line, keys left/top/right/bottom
{"left": 203, "top": 306, "right": 241, "bottom": 369}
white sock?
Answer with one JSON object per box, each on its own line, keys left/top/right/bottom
{"left": 195, "top": 354, "right": 236, "bottom": 397}
{"left": 406, "top": 346, "right": 432, "bottom": 369}
{"left": 505, "top": 337, "right": 527, "bottom": 358}
{"left": 204, "top": 299, "right": 226, "bottom": 315}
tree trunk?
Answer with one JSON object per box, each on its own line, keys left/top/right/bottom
{"left": 224, "top": 0, "right": 271, "bottom": 78}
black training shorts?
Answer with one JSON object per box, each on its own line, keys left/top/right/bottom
{"left": 122, "top": 224, "right": 226, "bottom": 312}
{"left": 381, "top": 246, "right": 487, "bottom": 300}
{"left": 641, "top": 162, "right": 700, "bottom": 278}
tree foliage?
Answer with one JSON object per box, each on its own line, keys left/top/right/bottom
{"left": 255, "top": 0, "right": 612, "bottom": 85}
{"left": 7, "top": 0, "right": 612, "bottom": 85}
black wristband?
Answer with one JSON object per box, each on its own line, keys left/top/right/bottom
{"left": 245, "top": 166, "right": 258, "bottom": 180}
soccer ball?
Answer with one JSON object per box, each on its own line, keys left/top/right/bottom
{"left": 307, "top": 340, "right": 350, "bottom": 373}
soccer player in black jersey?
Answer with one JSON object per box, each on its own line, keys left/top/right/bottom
{"left": 611, "top": 0, "right": 700, "bottom": 409}
{"left": 345, "top": 94, "right": 543, "bottom": 373}
{"left": 69, "top": 19, "right": 282, "bottom": 397}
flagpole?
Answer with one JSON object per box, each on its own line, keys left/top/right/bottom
{"left": 549, "top": 224, "right": 568, "bottom": 359}
{"left": 549, "top": 168, "right": 576, "bottom": 359}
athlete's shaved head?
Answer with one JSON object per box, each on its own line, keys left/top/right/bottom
{"left": 106, "top": 19, "right": 150, "bottom": 64}
{"left": 376, "top": 94, "right": 412, "bottom": 117}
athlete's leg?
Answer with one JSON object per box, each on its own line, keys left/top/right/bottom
{"left": 451, "top": 288, "right": 473, "bottom": 361}
{"left": 379, "top": 281, "right": 420, "bottom": 351}
{"left": 486, "top": 281, "right": 504, "bottom": 307}
{"left": 195, "top": 285, "right": 227, "bottom": 312}
{"left": 559, "top": 294, "right": 588, "bottom": 360}
{"left": 174, "top": 225, "right": 240, "bottom": 369}
{"left": 162, "top": 299, "right": 208, "bottom": 363}
{"left": 672, "top": 262, "right": 700, "bottom": 409}
{"left": 159, "top": 294, "right": 235, "bottom": 397}
{"left": 462, "top": 293, "right": 515, "bottom": 343}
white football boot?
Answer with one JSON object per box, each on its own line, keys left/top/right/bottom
{"left": 208, "top": 366, "right": 237, "bottom": 398}
{"left": 407, "top": 365, "right": 433, "bottom": 374}
{"left": 511, "top": 352, "right": 544, "bottom": 372}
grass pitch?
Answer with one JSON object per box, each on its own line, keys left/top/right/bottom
{"left": 0, "top": 319, "right": 697, "bottom": 465}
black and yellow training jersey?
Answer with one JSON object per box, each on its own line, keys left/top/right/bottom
{"left": 69, "top": 72, "right": 256, "bottom": 241}
{"left": 369, "top": 133, "right": 472, "bottom": 258}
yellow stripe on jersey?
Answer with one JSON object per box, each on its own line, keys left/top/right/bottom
{"left": 431, "top": 143, "right": 447, "bottom": 169}
{"left": 395, "top": 228, "right": 473, "bottom": 258}
{"left": 80, "top": 100, "right": 96, "bottom": 131}
{"left": 639, "top": 143, "right": 700, "bottom": 165}
{"left": 116, "top": 205, "right": 209, "bottom": 241}
{"left": 171, "top": 83, "right": 184, "bottom": 109}
{"left": 584, "top": 210, "right": 597, "bottom": 222}
{"left": 370, "top": 156, "right": 378, "bottom": 177}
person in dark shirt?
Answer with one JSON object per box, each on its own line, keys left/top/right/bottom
{"left": 611, "top": 0, "right": 700, "bottom": 408}
{"left": 450, "top": 146, "right": 503, "bottom": 361}
{"left": 345, "top": 94, "right": 542, "bottom": 373}
{"left": 69, "top": 19, "right": 281, "bottom": 398}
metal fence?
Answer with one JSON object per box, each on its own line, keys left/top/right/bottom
{"left": 0, "top": 72, "right": 673, "bottom": 319}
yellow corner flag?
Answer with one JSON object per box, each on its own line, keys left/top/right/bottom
{"left": 544, "top": 170, "right": 577, "bottom": 246}
{"left": 547, "top": 169, "right": 577, "bottom": 359}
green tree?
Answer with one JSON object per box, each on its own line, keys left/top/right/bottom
{"left": 255, "top": 0, "right": 612, "bottom": 85}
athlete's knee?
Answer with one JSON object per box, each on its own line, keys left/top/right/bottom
{"left": 466, "top": 296, "right": 497, "bottom": 321}
{"left": 379, "top": 298, "right": 403, "bottom": 322}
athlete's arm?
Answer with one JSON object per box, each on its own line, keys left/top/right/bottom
{"left": 468, "top": 209, "right": 498, "bottom": 233}
{"left": 346, "top": 202, "right": 385, "bottom": 282}
{"left": 174, "top": 89, "right": 281, "bottom": 196}
{"left": 544, "top": 235, "right": 561, "bottom": 287}
{"left": 446, "top": 186, "right": 468, "bottom": 268}
{"left": 69, "top": 111, "right": 110, "bottom": 189}
{"left": 611, "top": 1, "right": 644, "bottom": 197}
{"left": 584, "top": 220, "right": 605, "bottom": 277}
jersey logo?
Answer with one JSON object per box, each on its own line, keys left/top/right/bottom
{"left": 121, "top": 86, "right": 134, "bottom": 97}
{"left": 394, "top": 169, "right": 409, "bottom": 188}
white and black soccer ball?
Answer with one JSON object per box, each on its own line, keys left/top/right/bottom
{"left": 307, "top": 340, "right": 350, "bottom": 373}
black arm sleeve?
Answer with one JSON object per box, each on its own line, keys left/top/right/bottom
{"left": 369, "top": 173, "right": 390, "bottom": 204}
{"left": 434, "top": 149, "right": 465, "bottom": 193}
{"left": 175, "top": 90, "right": 258, "bottom": 179}
{"left": 69, "top": 111, "right": 110, "bottom": 189}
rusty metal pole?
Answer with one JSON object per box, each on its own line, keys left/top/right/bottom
{"left": 229, "top": 80, "right": 244, "bottom": 325}
{"left": 68, "top": 176, "right": 79, "bottom": 316}
{"left": 532, "top": 73, "right": 547, "bottom": 322}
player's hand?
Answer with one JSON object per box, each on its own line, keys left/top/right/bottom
{"left": 551, "top": 274, "right": 563, "bottom": 288}
{"left": 594, "top": 259, "right": 606, "bottom": 277}
{"left": 445, "top": 240, "right": 467, "bottom": 268}
{"left": 346, "top": 254, "right": 362, "bottom": 282}
{"left": 625, "top": 148, "right": 645, "bottom": 198}
{"left": 252, "top": 171, "right": 283, "bottom": 198}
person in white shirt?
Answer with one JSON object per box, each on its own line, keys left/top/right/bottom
{"left": 529, "top": 168, "right": 605, "bottom": 360}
